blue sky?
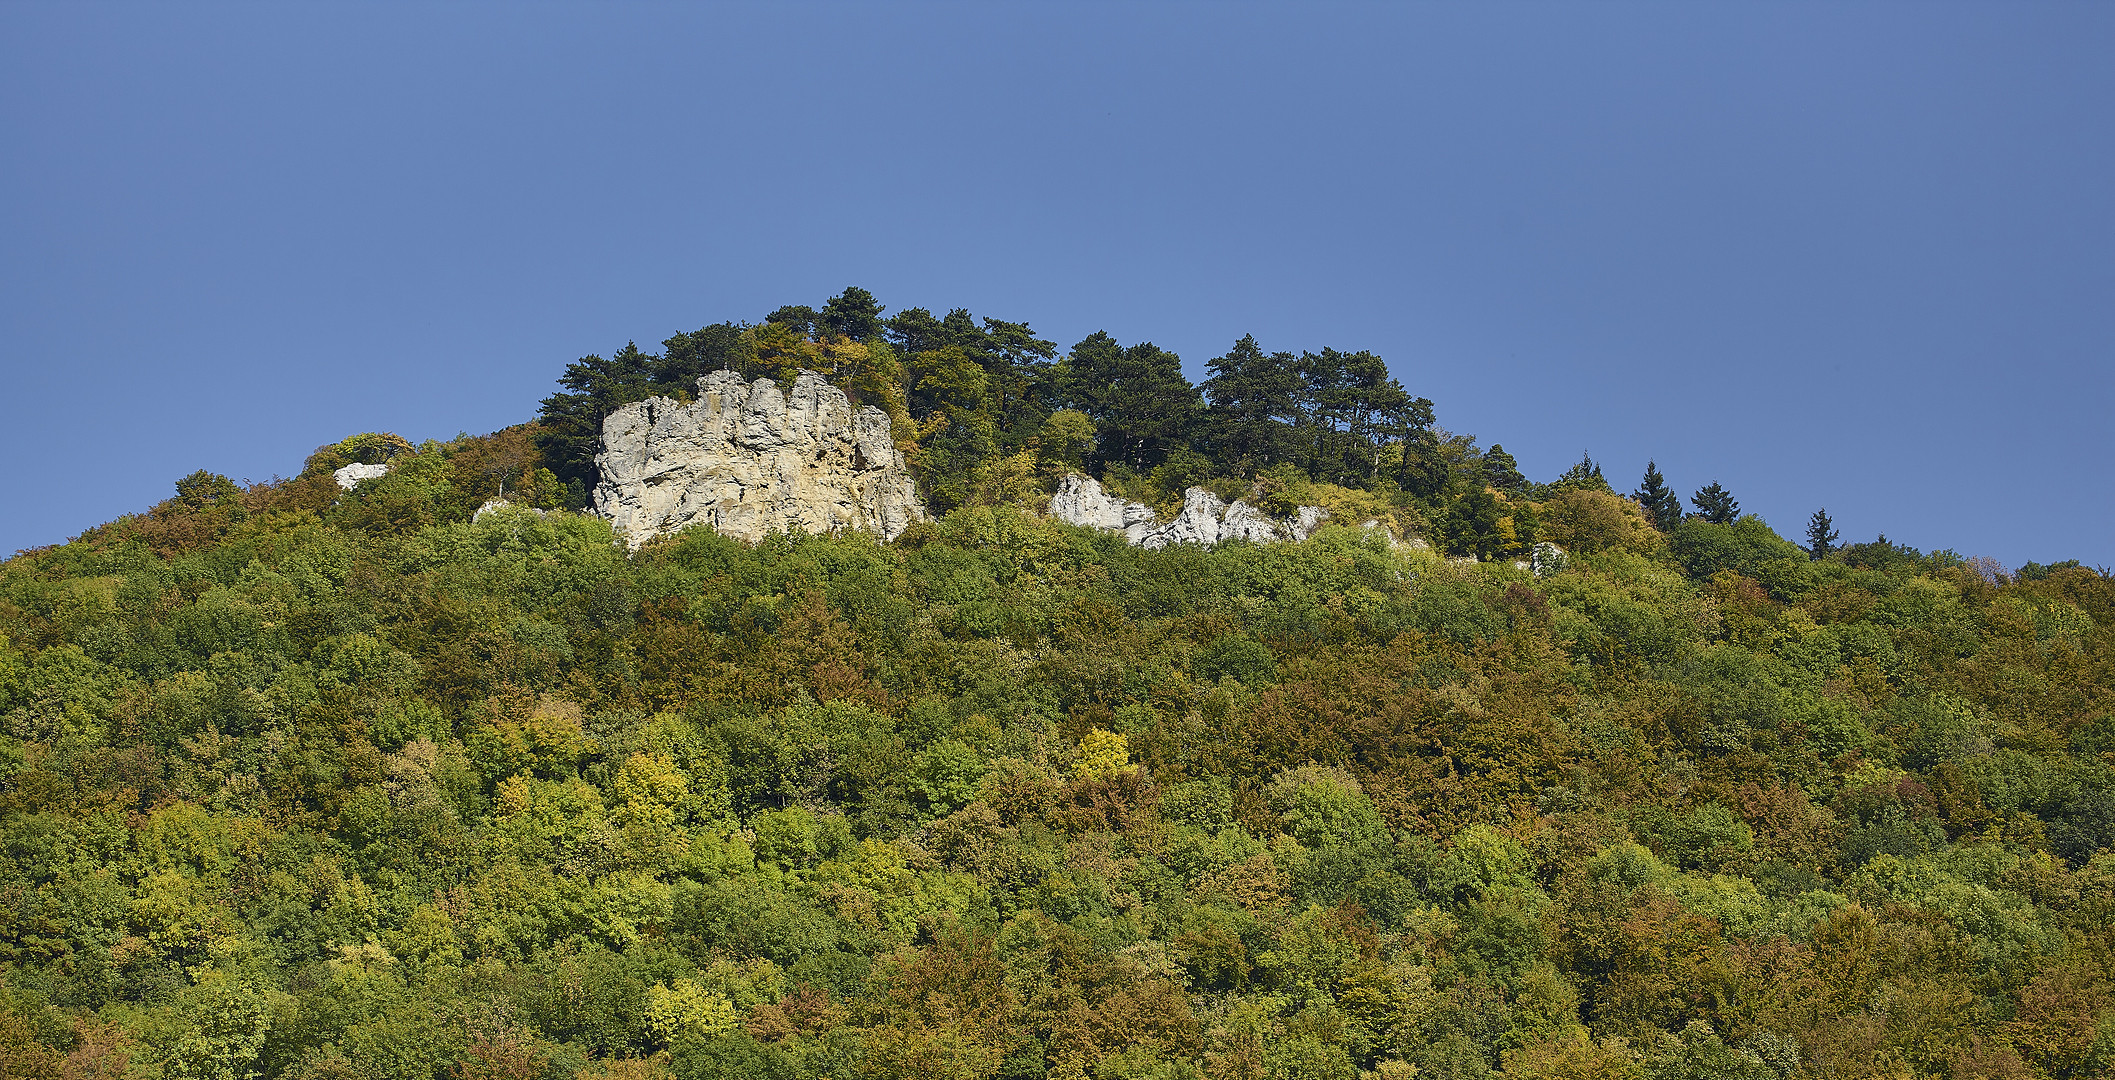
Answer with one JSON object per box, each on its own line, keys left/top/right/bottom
{"left": 3, "top": 3, "right": 2109, "bottom": 566}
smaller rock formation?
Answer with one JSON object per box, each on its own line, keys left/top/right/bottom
{"left": 1049, "top": 474, "right": 1329, "bottom": 549}
{"left": 1531, "top": 542, "right": 1568, "bottom": 577}
{"left": 474, "top": 498, "right": 549, "bottom": 522}
{"left": 594, "top": 369, "right": 925, "bottom": 549}
{"left": 333, "top": 462, "right": 389, "bottom": 490}
{"left": 1048, "top": 474, "right": 1162, "bottom": 544}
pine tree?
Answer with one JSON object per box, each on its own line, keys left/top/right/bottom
{"left": 1806, "top": 508, "right": 1840, "bottom": 559}
{"left": 1634, "top": 460, "right": 1683, "bottom": 532}
{"left": 1482, "top": 444, "right": 1525, "bottom": 493}
{"left": 1691, "top": 482, "right": 1740, "bottom": 525}
{"left": 820, "top": 286, "right": 885, "bottom": 342}
{"left": 1554, "top": 451, "right": 1609, "bottom": 493}
{"left": 1201, "top": 335, "right": 1301, "bottom": 472}
{"left": 533, "top": 341, "right": 663, "bottom": 502}
{"left": 1053, "top": 332, "right": 1203, "bottom": 471}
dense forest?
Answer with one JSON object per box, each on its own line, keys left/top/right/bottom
{"left": 1, "top": 289, "right": 2111, "bottom": 1080}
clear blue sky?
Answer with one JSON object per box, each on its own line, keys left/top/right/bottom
{"left": 4, "top": 3, "right": 2109, "bottom": 567}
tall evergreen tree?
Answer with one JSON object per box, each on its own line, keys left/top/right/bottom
{"left": 978, "top": 316, "right": 1058, "bottom": 450}
{"left": 1396, "top": 441, "right": 1451, "bottom": 499}
{"left": 1441, "top": 489, "right": 1508, "bottom": 561}
{"left": 1053, "top": 332, "right": 1203, "bottom": 471}
{"left": 1691, "top": 482, "right": 1740, "bottom": 525}
{"left": 1336, "top": 350, "right": 1422, "bottom": 482}
{"left": 1806, "top": 508, "right": 1840, "bottom": 559}
{"left": 1482, "top": 444, "right": 1525, "bottom": 493}
{"left": 820, "top": 286, "right": 885, "bottom": 342}
{"left": 534, "top": 342, "right": 661, "bottom": 503}
{"left": 764, "top": 304, "right": 821, "bottom": 337}
{"left": 657, "top": 322, "right": 748, "bottom": 385}
{"left": 1634, "top": 460, "right": 1683, "bottom": 531}
{"left": 1202, "top": 335, "right": 1301, "bottom": 472}
{"left": 1288, "top": 347, "right": 1420, "bottom": 486}
{"left": 884, "top": 306, "right": 949, "bottom": 356}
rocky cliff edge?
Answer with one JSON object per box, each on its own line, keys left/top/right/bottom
{"left": 1049, "top": 474, "right": 1330, "bottom": 548}
{"left": 594, "top": 369, "right": 925, "bottom": 548}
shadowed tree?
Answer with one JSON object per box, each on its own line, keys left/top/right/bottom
{"left": 1691, "top": 482, "right": 1739, "bottom": 525}
{"left": 1482, "top": 444, "right": 1526, "bottom": 494}
{"left": 1202, "top": 334, "right": 1301, "bottom": 473}
{"left": 1053, "top": 332, "right": 1203, "bottom": 472}
{"left": 534, "top": 342, "right": 660, "bottom": 504}
{"left": 1806, "top": 508, "right": 1840, "bottom": 559}
{"left": 1634, "top": 460, "right": 1683, "bottom": 532}
{"left": 821, "top": 286, "right": 885, "bottom": 342}
{"left": 1442, "top": 489, "right": 1508, "bottom": 561}
{"left": 765, "top": 304, "right": 821, "bottom": 337}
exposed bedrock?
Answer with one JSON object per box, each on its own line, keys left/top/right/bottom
{"left": 1048, "top": 474, "right": 1330, "bottom": 549}
{"left": 593, "top": 369, "right": 925, "bottom": 548}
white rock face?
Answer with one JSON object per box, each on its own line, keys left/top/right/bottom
{"left": 333, "top": 462, "right": 389, "bottom": 490}
{"left": 1221, "top": 499, "right": 1284, "bottom": 544}
{"left": 1048, "top": 474, "right": 1330, "bottom": 549}
{"left": 1292, "top": 506, "right": 1330, "bottom": 542}
{"left": 1049, "top": 472, "right": 1151, "bottom": 537}
{"left": 593, "top": 369, "right": 925, "bottom": 549}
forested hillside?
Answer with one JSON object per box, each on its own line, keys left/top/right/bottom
{"left": 1, "top": 290, "right": 2110, "bottom": 1080}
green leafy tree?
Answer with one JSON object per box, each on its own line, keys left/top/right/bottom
{"left": 1037, "top": 409, "right": 1096, "bottom": 471}
{"left": 161, "top": 976, "right": 272, "bottom": 1080}
{"left": 1553, "top": 450, "right": 1608, "bottom": 493}
{"left": 887, "top": 304, "right": 1055, "bottom": 454}
{"left": 911, "top": 739, "right": 987, "bottom": 817}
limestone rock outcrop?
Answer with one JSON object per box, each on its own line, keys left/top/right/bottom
{"left": 593, "top": 369, "right": 925, "bottom": 548}
{"left": 333, "top": 462, "right": 389, "bottom": 490}
{"left": 1049, "top": 474, "right": 1329, "bottom": 549}
{"left": 1048, "top": 473, "right": 1161, "bottom": 544}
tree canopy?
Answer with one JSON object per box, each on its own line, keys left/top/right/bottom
{"left": 3, "top": 291, "right": 2109, "bottom": 1080}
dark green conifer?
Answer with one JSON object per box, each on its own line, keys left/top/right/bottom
{"left": 1442, "top": 489, "right": 1507, "bottom": 561}
{"left": 1691, "top": 482, "right": 1740, "bottom": 525}
{"left": 765, "top": 304, "right": 821, "bottom": 337}
{"left": 1806, "top": 508, "right": 1840, "bottom": 559}
{"left": 1202, "top": 335, "right": 1301, "bottom": 472}
{"left": 1482, "top": 444, "right": 1526, "bottom": 493}
{"left": 820, "top": 286, "right": 885, "bottom": 341}
{"left": 1634, "top": 460, "right": 1683, "bottom": 531}
{"left": 1052, "top": 332, "right": 1203, "bottom": 472}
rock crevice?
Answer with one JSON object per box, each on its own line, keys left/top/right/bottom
{"left": 594, "top": 369, "right": 924, "bottom": 548}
